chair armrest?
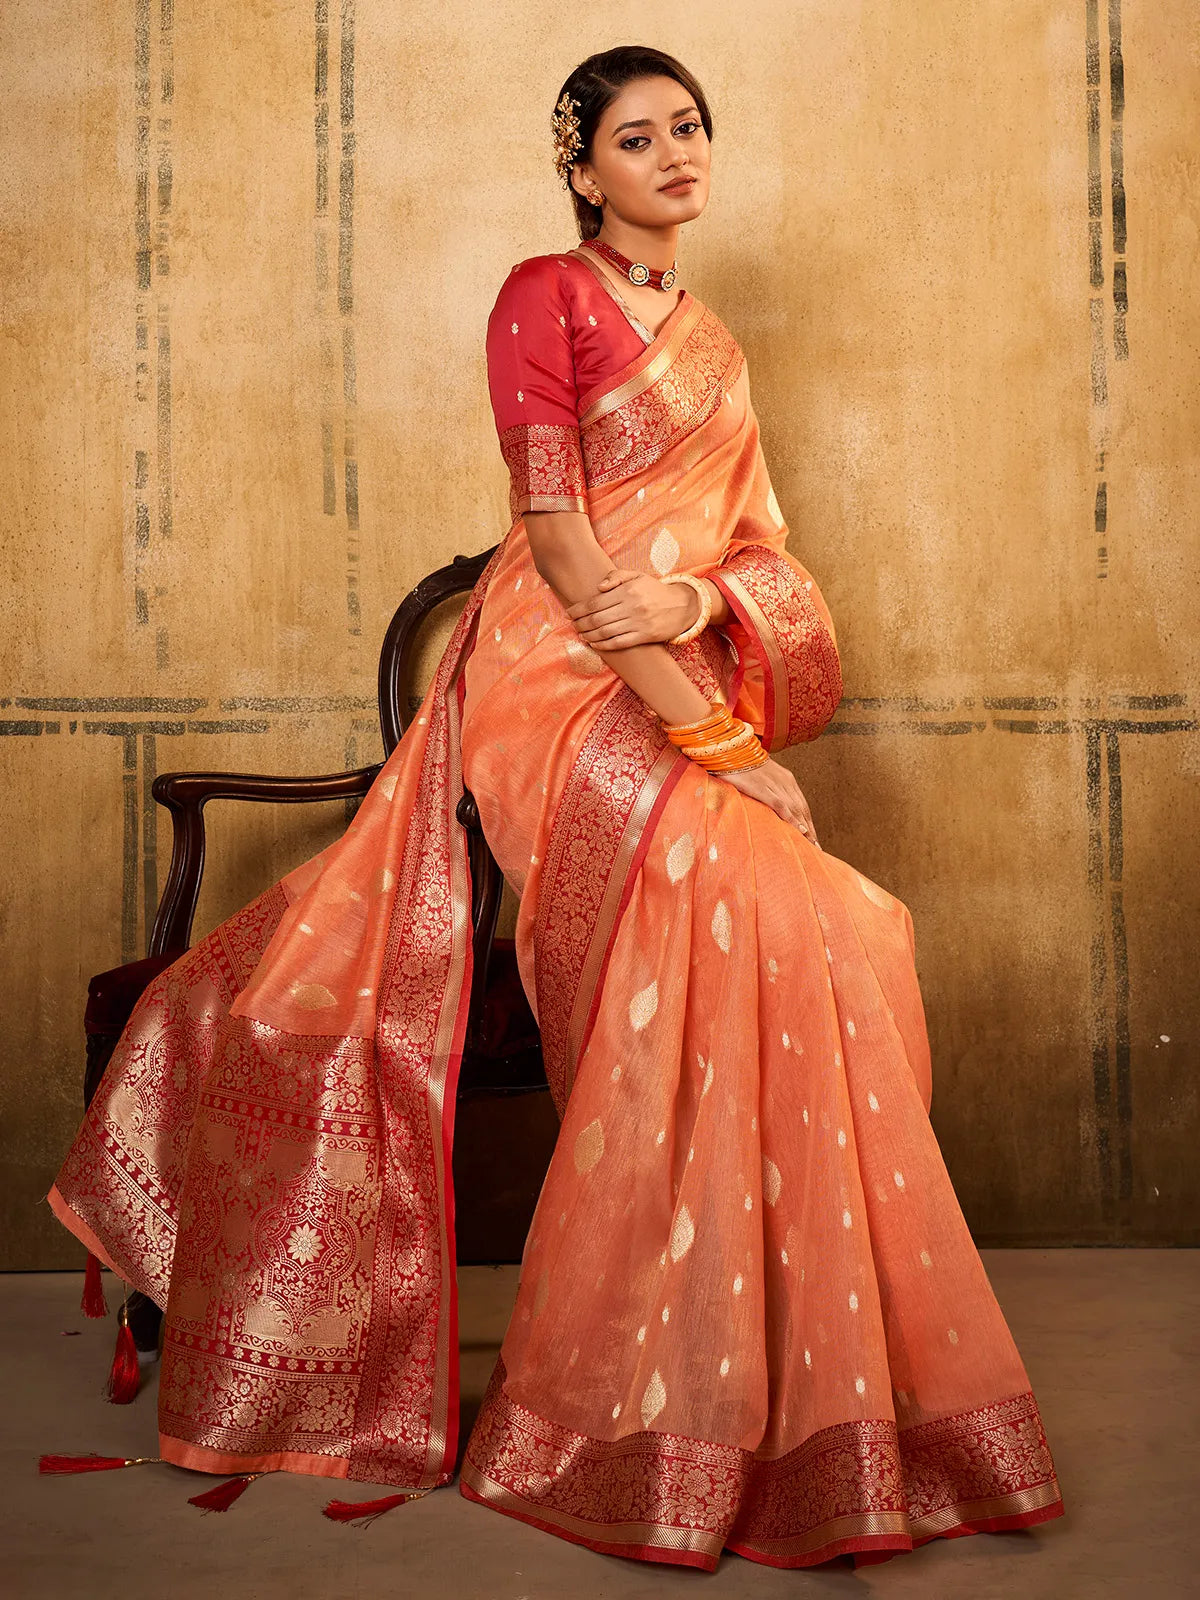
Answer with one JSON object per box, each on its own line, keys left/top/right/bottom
{"left": 149, "top": 765, "right": 382, "bottom": 956}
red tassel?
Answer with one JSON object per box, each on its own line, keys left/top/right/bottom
{"left": 38, "top": 1454, "right": 159, "bottom": 1474}
{"left": 322, "top": 1491, "right": 425, "bottom": 1525}
{"left": 81, "top": 1252, "right": 109, "bottom": 1318}
{"left": 104, "top": 1304, "right": 141, "bottom": 1404}
{"left": 188, "top": 1473, "right": 261, "bottom": 1513}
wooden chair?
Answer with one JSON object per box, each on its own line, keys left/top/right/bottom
{"left": 82, "top": 547, "right": 559, "bottom": 1352}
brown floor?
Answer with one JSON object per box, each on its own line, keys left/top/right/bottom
{"left": 6, "top": 1251, "right": 1198, "bottom": 1598}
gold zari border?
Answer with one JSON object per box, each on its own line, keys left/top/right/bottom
{"left": 462, "top": 1358, "right": 1064, "bottom": 1570}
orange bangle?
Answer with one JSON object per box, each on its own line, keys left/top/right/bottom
{"left": 668, "top": 713, "right": 736, "bottom": 747}
{"left": 682, "top": 725, "right": 770, "bottom": 772}
{"left": 685, "top": 723, "right": 758, "bottom": 761}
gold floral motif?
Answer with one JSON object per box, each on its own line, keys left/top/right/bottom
{"left": 581, "top": 307, "right": 743, "bottom": 487}
{"left": 711, "top": 550, "right": 843, "bottom": 751}
{"left": 498, "top": 423, "right": 588, "bottom": 523}
{"left": 462, "top": 1358, "right": 1064, "bottom": 1570}
{"left": 53, "top": 542, "right": 513, "bottom": 1494}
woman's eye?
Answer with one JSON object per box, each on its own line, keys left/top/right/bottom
{"left": 619, "top": 122, "right": 700, "bottom": 151}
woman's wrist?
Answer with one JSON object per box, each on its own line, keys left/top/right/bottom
{"left": 667, "top": 583, "right": 699, "bottom": 635}
{"left": 660, "top": 575, "right": 729, "bottom": 640}
{"left": 700, "top": 577, "right": 730, "bottom": 627}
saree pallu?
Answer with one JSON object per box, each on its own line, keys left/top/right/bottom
{"left": 47, "top": 288, "right": 1063, "bottom": 1568}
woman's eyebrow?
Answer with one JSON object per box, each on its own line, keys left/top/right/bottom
{"left": 610, "top": 105, "right": 699, "bottom": 136}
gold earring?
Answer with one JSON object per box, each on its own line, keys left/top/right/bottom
{"left": 589, "top": 190, "right": 605, "bottom": 206}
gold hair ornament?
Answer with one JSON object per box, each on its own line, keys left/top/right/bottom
{"left": 551, "top": 90, "right": 584, "bottom": 189}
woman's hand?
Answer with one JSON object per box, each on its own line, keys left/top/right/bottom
{"left": 715, "top": 756, "right": 820, "bottom": 846}
{"left": 564, "top": 568, "right": 695, "bottom": 650}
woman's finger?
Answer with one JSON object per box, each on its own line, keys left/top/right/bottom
{"left": 591, "top": 630, "right": 645, "bottom": 650}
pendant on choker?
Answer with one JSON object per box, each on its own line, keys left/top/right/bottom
{"left": 581, "top": 237, "right": 678, "bottom": 291}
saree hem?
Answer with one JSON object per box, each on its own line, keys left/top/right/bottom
{"left": 45, "top": 1182, "right": 155, "bottom": 1298}
{"left": 458, "top": 1471, "right": 725, "bottom": 1572}
{"left": 460, "top": 1467, "right": 1064, "bottom": 1574}
{"left": 460, "top": 1358, "right": 1063, "bottom": 1573}
{"left": 159, "top": 1434, "right": 352, "bottom": 1482}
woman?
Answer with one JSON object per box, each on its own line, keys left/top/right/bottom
{"left": 47, "top": 46, "right": 1064, "bottom": 1572}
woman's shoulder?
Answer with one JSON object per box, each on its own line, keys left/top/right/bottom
{"left": 488, "top": 250, "right": 591, "bottom": 318}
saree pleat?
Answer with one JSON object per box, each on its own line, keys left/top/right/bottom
{"left": 46, "top": 272, "right": 1062, "bottom": 1568}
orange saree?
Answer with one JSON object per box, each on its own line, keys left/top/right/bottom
{"left": 47, "top": 250, "right": 1064, "bottom": 1570}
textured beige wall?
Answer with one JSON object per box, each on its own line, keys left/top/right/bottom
{"left": 2, "top": 2, "right": 1196, "bottom": 1266}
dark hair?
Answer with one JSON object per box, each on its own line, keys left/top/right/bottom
{"left": 554, "top": 46, "right": 714, "bottom": 240}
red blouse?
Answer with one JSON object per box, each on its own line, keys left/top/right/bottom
{"left": 485, "top": 250, "right": 660, "bottom": 520}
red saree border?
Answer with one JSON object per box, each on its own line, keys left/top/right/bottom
{"left": 45, "top": 883, "right": 290, "bottom": 1310}
{"left": 579, "top": 311, "right": 743, "bottom": 490}
{"left": 347, "top": 540, "right": 508, "bottom": 1489}
{"left": 569, "top": 249, "right": 696, "bottom": 418}
{"left": 710, "top": 549, "right": 843, "bottom": 751}
{"left": 460, "top": 1356, "right": 1064, "bottom": 1573}
{"left": 709, "top": 569, "right": 787, "bottom": 751}
{"left": 533, "top": 625, "right": 739, "bottom": 1113}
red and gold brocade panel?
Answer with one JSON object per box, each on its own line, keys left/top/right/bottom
{"left": 157, "top": 1018, "right": 382, "bottom": 1476}
{"left": 497, "top": 422, "right": 588, "bottom": 521}
{"left": 712, "top": 545, "right": 844, "bottom": 751}
{"left": 48, "top": 885, "right": 289, "bottom": 1305}
{"left": 578, "top": 299, "right": 743, "bottom": 488}
{"left": 462, "top": 1357, "right": 1062, "bottom": 1570}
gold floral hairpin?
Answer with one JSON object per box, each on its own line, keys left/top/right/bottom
{"left": 551, "top": 90, "right": 583, "bottom": 189}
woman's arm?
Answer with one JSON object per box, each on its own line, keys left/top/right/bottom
{"left": 523, "top": 509, "right": 818, "bottom": 841}
{"left": 523, "top": 509, "right": 713, "bottom": 725}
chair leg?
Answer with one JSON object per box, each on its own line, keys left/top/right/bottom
{"left": 125, "top": 1290, "right": 163, "bottom": 1355}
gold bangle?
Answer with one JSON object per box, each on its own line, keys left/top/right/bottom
{"left": 684, "top": 722, "right": 758, "bottom": 761}
{"left": 661, "top": 573, "right": 712, "bottom": 645}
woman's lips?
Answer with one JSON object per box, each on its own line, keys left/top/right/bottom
{"left": 659, "top": 176, "right": 697, "bottom": 194}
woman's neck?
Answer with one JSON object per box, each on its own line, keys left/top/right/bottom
{"left": 594, "top": 219, "right": 680, "bottom": 272}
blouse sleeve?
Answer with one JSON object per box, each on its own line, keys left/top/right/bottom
{"left": 486, "top": 256, "right": 589, "bottom": 520}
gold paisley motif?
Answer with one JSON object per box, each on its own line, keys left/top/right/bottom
{"left": 650, "top": 526, "right": 680, "bottom": 574}
{"left": 669, "top": 1203, "right": 695, "bottom": 1262}
{"left": 290, "top": 982, "right": 338, "bottom": 1010}
{"left": 629, "top": 980, "right": 659, "bottom": 1030}
{"left": 665, "top": 832, "right": 695, "bottom": 884}
{"left": 640, "top": 1368, "right": 668, "bottom": 1427}
{"left": 532, "top": 1269, "right": 550, "bottom": 1317}
{"left": 573, "top": 1118, "right": 605, "bottom": 1174}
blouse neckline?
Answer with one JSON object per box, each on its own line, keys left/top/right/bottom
{"left": 567, "top": 246, "right": 688, "bottom": 346}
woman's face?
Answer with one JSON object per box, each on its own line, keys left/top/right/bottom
{"left": 573, "top": 74, "right": 711, "bottom": 228}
